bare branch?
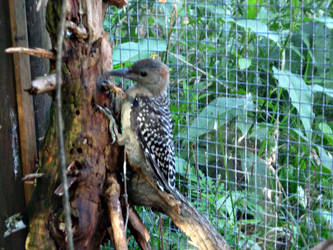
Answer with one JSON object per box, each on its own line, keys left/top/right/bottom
{"left": 105, "top": 174, "right": 128, "bottom": 250}
{"left": 22, "top": 173, "right": 44, "bottom": 181}
{"left": 5, "top": 47, "right": 55, "bottom": 59}
{"left": 36, "top": 0, "right": 48, "bottom": 11}
{"left": 127, "top": 207, "right": 152, "bottom": 250}
{"left": 123, "top": 153, "right": 129, "bottom": 232}
{"left": 55, "top": 0, "right": 74, "bottom": 248}
{"left": 311, "top": 240, "right": 333, "bottom": 250}
{"left": 25, "top": 74, "right": 56, "bottom": 95}
{"left": 128, "top": 170, "right": 231, "bottom": 250}
{"left": 66, "top": 21, "right": 88, "bottom": 40}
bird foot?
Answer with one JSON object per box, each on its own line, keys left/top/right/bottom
{"left": 97, "top": 79, "right": 113, "bottom": 92}
{"left": 96, "top": 104, "right": 119, "bottom": 144}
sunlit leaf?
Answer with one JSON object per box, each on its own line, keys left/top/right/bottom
{"left": 297, "top": 186, "right": 307, "bottom": 209}
{"left": 318, "top": 122, "right": 333, "bottom": 146}
{"left": 238, "top": 58, "right": 252, "bottom": 70}
{"left": 113, "top": 39, "right": 167, "bottom": 65}
{"left": 273, "top": 67, "right": 314, "bottom": 138}
{"left": 317, "top": 209, "right": 333, "bottom": 230}
{"left": 313, "top": 84, "right": 333, "bottom": 99}
{"left": 315, "top": 16, "right": 333, "bottom": 29}
{"left": 247, "top": 0, "right": 263, "bottom": 19}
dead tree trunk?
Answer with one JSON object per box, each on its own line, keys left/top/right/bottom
{"left": 26, "top": 1, "right": 124, "bottom": 249}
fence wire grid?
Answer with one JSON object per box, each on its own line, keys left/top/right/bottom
{"left": 103, "top": 1, "right": 333, "bottom": 249}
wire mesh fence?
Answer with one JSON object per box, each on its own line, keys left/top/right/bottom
{"left": 103, "top": 1, "right": 333, "bottom": 249}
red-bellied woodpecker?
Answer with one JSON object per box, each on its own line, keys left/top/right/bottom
{"left": 98, "top": 59, "right": 176, "bottom": 193}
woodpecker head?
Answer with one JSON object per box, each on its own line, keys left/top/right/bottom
{"left": 107, "top": 59, "right": 169, "bottom": 96}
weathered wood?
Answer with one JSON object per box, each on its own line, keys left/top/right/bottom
{"left": 26, "top": 1, "right": 123, "bottom": 249}
{"left": 0, "top": 1, "right": 26, "bottom": 249}
{"left": 5, "top": 47, "right": 55, "bottom": 59}
{"left": 311, "top": 240, "right": 333, "bottom": 250}
{"left": 25, "top": 0, "right": 52, "bottom": 149}
{"left": 66, "top": 21, "right": 88, "bottom": 40}
{"left": 105, "top": 174, "right": 128, "bottom": 250}
{"left": 27, "top": 74, "right": 56, "bottom": 95}
{"left": 128, "top": 206, "right": 152, "bottom": 250}
{"left": 128, "top": 169, "right": 231, "bottom": 250}
{"left": 8, "top": 0, "right": 37, "bottom": 204}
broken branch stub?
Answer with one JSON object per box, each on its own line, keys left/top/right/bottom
{"left": 26, "top": 74, "right": 56, "bottom": 95}
{"left": 5, "top": 47, "right": 55, "bottom": 59}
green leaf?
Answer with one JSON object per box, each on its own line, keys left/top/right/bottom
{"left": 317, "top": 145, "right": 333, "bottom": 171}
{"left": 178, "top": 96, "right": 255, "bottom": 139}
{"left": 249, "top": 123, "right": 273, "bottom": 141}
{"left": 292, "top": 129, "right": 333, "bottom": 172}
{"left": 241, "top": 152, "right": 269, "bottom": 196}
{"left": 235, "top": 19, "right": 280, "bottom": 45}
{"left": 175, "top": 156, "right": 188, "bottom": 176}
{"left": 297, "top": 186, "right": 307, "bottom": 209}
{"left": 319, "top": 122, "right": 333, "bottom": 134}
{"left": 139, "top": 39, "right": 167, "bottom": 52}
{"left": 315, "top": 16, "right": 333, "bottom": 29}
{"left": 291, "top": 0, "right": 299, "bottom": 7}
{"left": 318, "top": 122, "right": 333, "bottom": 146}
{"left": 273, "top": 67, "right": 314, "bottom": 138}
{"left": 197, "top": 4, "right": 228, "bottom": 16}
{"left": 317, "top": 209, "right": 333, "bottom": 230}
{"left": 238, "top": 58, "right": 252, "bottom": 70}
{"left": 222, "top": 192, "right": 242, "bottom": 220}
{"left": 313, "top": 84, "right": 333, "bottom": 99}
{"left": 236, "top": 112, "right": 254, "bottom": 136}
{"left": 291, "top": 0, "right": 299, "bottom": 21}
{"left": 113, "top": 42, "right": 140, "bottom": 65}
{"left": 112, "top": 39, "right": 167, "bottom": 65}
{"left": 247, "top": 0, "right": 262, "bottom": 19}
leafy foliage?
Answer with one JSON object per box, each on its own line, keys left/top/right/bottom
{"left": 103, "top": 0, "right": 333, "bottom": 249}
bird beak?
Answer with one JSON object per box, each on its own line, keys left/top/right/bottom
{"left": 107, "top": 68, "right": 129, "bottom": 77}
{"left": 106, "top": 68, "right": 138, "bottom": 81}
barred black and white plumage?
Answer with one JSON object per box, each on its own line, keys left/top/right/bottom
{"left": 101, "top": 58, "right": 176, "bottom": 193}
{"left": 130, "top": 93, "right": 176, "bottom": 192}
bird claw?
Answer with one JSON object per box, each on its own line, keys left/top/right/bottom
{"left": 96, "top": 104, "right": 119, "bottom": 144}
{"left": 97, "top": 79, "right": 112, "bottom": 91}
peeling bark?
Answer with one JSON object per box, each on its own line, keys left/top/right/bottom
{"left": 105, "top": 174, "right": 128, "bottom": 250}
{"left": 127, "top": 206, "right": 152, "bottom": 250}
{"left": 128, "top": 171, "right": 231, "bottom": 250}
{"left": 26, "top": 1, "right": 118, "bottom": 249}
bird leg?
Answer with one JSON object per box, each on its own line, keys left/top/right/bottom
{"left": 96, "top": 105, "right": 120, "bottom": 144}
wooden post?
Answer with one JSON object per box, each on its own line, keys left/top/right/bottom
{"left": 0, "top": 0, "right": 27, "bottom": 248}
{"left": 8, "top": 0, "right": 37, "bottom": 204}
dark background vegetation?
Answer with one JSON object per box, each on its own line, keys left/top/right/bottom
{"left": 1, "top": 0, "right": 332, "bottom": 249}
{"left": 103, "top": 0, "right": 333, "bottom": 249}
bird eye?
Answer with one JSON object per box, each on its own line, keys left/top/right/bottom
{"left": 140, "top": 71, "right": 147, "bottom": 77}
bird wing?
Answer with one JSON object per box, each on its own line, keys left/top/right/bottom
{"left": 130, "top": 95, "right": 176, "bottom": 192}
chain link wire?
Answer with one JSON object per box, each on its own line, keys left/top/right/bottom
{"left": 103, "top": 1, "right": 333, "bottom": 249}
